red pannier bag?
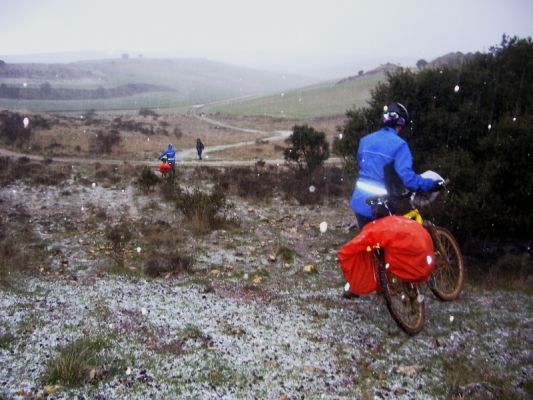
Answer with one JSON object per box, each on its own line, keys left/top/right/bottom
{"left": 338, "top": 216, "right": 435, "bottom": 295}
{"left": 160, "top": 162, "right": 171, "bottom": 174}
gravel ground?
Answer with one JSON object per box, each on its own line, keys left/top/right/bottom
{"left": 1, "top": 170, "right": 532, "bottom": 400}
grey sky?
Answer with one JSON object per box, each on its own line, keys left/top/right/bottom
{"left": 1, "top": 0, "right": 532, "bottom": 75}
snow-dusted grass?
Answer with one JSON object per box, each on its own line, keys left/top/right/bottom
{"left": 1, "top": 166, "right": 532, "bottom": 399}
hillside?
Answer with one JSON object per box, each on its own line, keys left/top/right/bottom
{"left": 0, "top": 58, "right": 318, "bottom": 113}
{"left": 204, "top": 71, "right": 386, "bottom": 119}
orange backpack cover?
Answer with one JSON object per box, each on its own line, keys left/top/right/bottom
{"left": 338, "top": 216, "right": 435, "bottom": 295}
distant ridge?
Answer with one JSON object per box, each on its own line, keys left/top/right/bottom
{"left": 428, "top": 51, "right": 478, "bottom": 67}
{"left": 336, "top": 62, "right": 401, "bottom": 85}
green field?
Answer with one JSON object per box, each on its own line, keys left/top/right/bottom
{"left": 204, "top": 72, "right": 385, "bottom": 118}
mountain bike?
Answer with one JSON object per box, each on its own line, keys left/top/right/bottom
{"left": 366, "top": 185, "right": 464, "bottom": 335}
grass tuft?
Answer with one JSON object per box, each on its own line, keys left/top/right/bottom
{"left": 42, "top": 336, "right": 109, "bottom": 387}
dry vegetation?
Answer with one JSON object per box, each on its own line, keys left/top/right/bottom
{"left": 0, "top": 111, "right": 532, "bottom": 399}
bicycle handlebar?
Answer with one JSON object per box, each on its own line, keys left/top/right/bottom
{"left": 366, "top": 179, "right": 448, "bottom": 208}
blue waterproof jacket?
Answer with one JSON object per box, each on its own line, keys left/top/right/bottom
{"left": 350, "top": 126, "right": 438, "bottom": 218}
{"left": 159, "top": 145, "right": 176, "bottom": 164}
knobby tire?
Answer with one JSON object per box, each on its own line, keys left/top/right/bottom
{"left": 374, "top": 250, "right": 425, "bottom": 335}
{"left": 430, "top": 227, "right": 464, "bottom": 301}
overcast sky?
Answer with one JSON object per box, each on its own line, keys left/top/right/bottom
{"left": 1, "top": 0, "right": 532, "bottom": 76}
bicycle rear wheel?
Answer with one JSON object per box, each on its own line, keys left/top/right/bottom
{"left": 430, "top": 227, "right": 464, "bottom": 301}
{"left": 374, "top": 251, "right": 425, "bottom": 335}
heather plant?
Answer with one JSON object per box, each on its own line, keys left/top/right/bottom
{"left": 105, "top": 221, "right": 133, "bottom": 267}
{"left": 135, "top": 166, "right": 160, "bottom": 192}
{"left": 175, "top": 185, "right": 234, "bottom": 234}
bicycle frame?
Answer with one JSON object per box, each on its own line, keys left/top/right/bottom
{"left": 364, "top": 188, "right": 464, "bottom": 333}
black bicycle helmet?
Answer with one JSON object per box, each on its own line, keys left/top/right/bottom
{"left": 383, "top": 102, "right": 409, "bottom": 127}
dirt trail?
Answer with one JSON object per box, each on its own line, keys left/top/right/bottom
{"left": 0, "top": 110, "right": 297, "bottom": 167}
{"left": 0, "top": 111, "right": 341, "bottom": 167}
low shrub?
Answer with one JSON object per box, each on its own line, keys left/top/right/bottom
{"left": 138, "top": 107, "right": 159, "bottom": 118}
{"left": 159, "top": 174, "right": 181, "bottom": 201}
{"left": 90, "top": 130, "right": 121, "bottom": 154}
{"left": 276, "top": 246, "right": 298, "bottom": 263}
{"left": 105, "top": 222, "right": 133, "bottom": 267}
{"left": 217, "top": 166, "right": 279, "bottom": 200}
{"left": 482, "top": 253, "right": 532, "bottom": 293}
{"left": 135, "top": 166, "right": 159, "bottom": 192}
{"left": 175, "top": 185, "right": 234, "bottom": 234}
{"left": 0, "top": 111, "right": 32, "bottom": 146}
{"left": 143, "top": 250, "right": 193, "bottom": 277}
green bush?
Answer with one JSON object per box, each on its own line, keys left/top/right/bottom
{"left": 338, "top": 35, "right": 533, "bottom": 246}
{"left": 0, "top": 110, "right": 32, "bottom": 146}
{"left": 284, "top": 124, "right": 330, "bottom": 174}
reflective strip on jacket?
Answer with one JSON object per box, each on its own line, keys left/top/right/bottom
{"left": 350, "top": 126, "right": 437, "bottom": 218}
{"left": 159, "top": 147, "right": 176, "bottom": 164}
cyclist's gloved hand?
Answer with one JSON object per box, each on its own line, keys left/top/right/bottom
{"left": 430, "top": 179, "right": 446, "bottom": 192}
{"left": 436, "top": 179, "right": 447, "bottom": 191}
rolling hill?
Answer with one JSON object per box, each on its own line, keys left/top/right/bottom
{"left": 0, "top": 58, "right": 318, "bottom": 113}
{"left": 204, "top": 69, "right": 388, "bottom": 119}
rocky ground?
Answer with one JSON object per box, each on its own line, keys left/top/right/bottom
{"left": 0, "top": 163, "right": 532, "bottom": 400}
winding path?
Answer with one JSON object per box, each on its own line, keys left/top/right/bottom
{"left": 0, "top": 106, "right": 340, "bottom": 167}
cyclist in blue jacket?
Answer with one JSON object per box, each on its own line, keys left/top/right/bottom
{"left": 350, "top": 102, "right": 439, "bottom": 230}
{"left": 159, "top": 144, "right": 176, "bottom": 176}
{"left": 343, "top": 102, "right": 440, "bottom": 299}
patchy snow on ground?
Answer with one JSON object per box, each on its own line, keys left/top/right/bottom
{"left": 1, "top": 173, "right": 532, "bottom": 400}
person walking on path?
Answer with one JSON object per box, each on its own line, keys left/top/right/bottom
{"left": 196, "top": 138, "right": 205, "bottom": 160}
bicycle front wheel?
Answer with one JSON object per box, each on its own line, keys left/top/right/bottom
{"left": 375, "top": 251, "right": 425, "bottom": 335}
{"left": 430, "top": 227, "right": 464, "bottom": 301}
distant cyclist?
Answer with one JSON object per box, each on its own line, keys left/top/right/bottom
{"left": 159, "top": 143, "right": 176, "bottom": 176}
{"left": 350, "top": 102, "right": 441, "bottom": 230}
